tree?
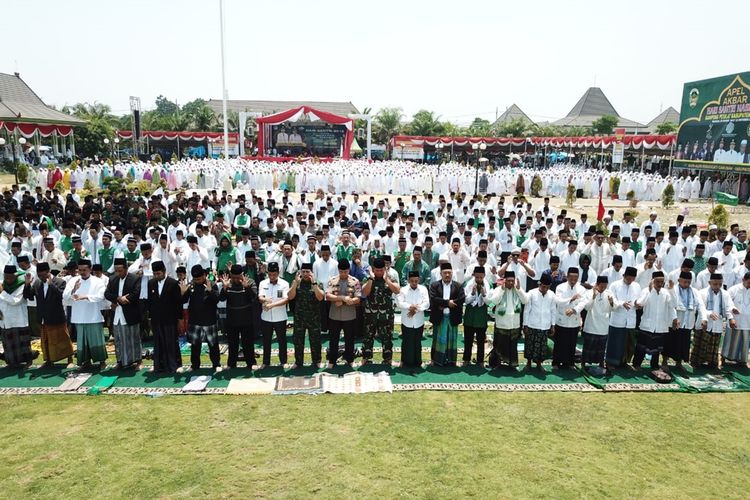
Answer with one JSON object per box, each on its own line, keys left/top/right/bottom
{"left": 182, "top": 98, "right": 217, "bottom": 131}
{"left": 656, "top": 122, "right": 678, "bottom": 135}
{"left": 63, "top": 102, "right": 118, "bottom": 159}
{"left": 467, "top": 117, "right": 492, "bottom": 137}
{"left": 497, "top": 117, "right": 530, "bottom": 138}
{"left": 442, "top": 121, "right": 467, "bottom": 137}
{"left": 373, "top": 107, "right": 403, "bottom": 146}
{"left": 154, "top": 95, "right": 179, "bottom": 116}
{"left": 591, "top": 115, "right": 619, "bottom": 135}
{"left": 405, "top": 110, "right": 445, "bottom": 137}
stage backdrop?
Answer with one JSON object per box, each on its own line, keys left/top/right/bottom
{"left": 256, "top": 106, "right": 354, "bottom": 159}
{"left": 675, "top": 71, "right": 750, "bottom": 173}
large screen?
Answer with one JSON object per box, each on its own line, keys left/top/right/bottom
{"left": 675, "top": 71, "right": 750, "bottom": 172}
{"left": 271, "top": 122, "right": 347, "bottom": 156}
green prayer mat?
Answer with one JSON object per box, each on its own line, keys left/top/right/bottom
{"left": 87, "top": 376, "right": 119, "bottom": 395}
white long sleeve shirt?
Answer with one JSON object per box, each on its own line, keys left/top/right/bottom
{"left": 698, "top": 288, "right": 735, "bottom": 333}
{"left": 523, "top": 288, "right": 556, "bottom": 330}
{"left": 487, "top": 286, "right": 528, "bottom": 329}
{"left": 63, "top": 275, "right": 105, "bottom": 324}
{"left": 396, "top": 284, "right": 430, "bottom": 328}
{"left": 636, "top": 287, "right": 676, "bottom": 333}
{"left": 670, "top": 285, "right": 707, "bottom": 330}
{"left": 728, "top": 283, "right": 750, "bottom": 330}
{"left": 554, "top": 282, "right": 587, "bottom": 328}
{"left": 583, "top": 289, "right": 615, "bottom": 335}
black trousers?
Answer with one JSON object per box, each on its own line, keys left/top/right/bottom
{"left": 226, "top": 324, "right": 255, "bottom": 367}
{"left": 463, "top": 326, "right": 487, "bottom": 363}
{"left": 320, "top": 301, "right": 331, "bottom": 333}
{"left": 328, "top": 319, "right": 356, "bottom": 364}
{"left": 190, "top": 337, "right": 220, "bottom": 370}
{"left": 261, "top": 320, "right": 287, "bottom": 365}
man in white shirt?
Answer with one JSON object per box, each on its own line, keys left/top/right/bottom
{"left": 694, "top": 273, "right": 736, "bottom": 368}
{"left": 582, "top": 276, "right": 615, "bottom": 372}
{"left": 523, "top": 274, "right": 556, "bottom": 369}
{"left": 487, "top": 270, "right": 528, "bottom": 368}
{"left": 62, "top": 259, "right": 107, "bottom": 370}
{"left": 725, "top": 272, "right": 750, "bottom": 365}
{"left": 634, "top": 271, "right": 677, "bottom": 371}
{"left": 668, "top": 271, "right": 706, "bottom": 370}
{"left": 396, "top": 270, "right": 430, "bottom": 369}
{"left": 553, "top": 267, "right": 587, "bottom": 369}
{"left": 257, "top": 261, "right": 290, "bottom": 369}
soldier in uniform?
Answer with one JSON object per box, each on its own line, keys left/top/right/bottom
{"left": 288, "top": 262, "right": 325, "bottom": 368}
{"left": 361, "top": 258, "right": 401, "bottom": 365}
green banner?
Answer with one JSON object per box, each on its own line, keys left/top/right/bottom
{"left": 675, "top": 71, "right": 750, "bottom": 173}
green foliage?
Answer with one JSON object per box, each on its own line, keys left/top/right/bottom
{"left": 591, "top": 115, "right": 619, "bottom": 135}
{"left": 531, "top": 175, "right": 543, "bottom": 197}
{"left": 405, "top": 110, "right": 445, "bottom": 137}
{"left": 154, "top": 154, "right": 163, "bottom": 164}
{"left": 154, "top": 95, "right": 179, "bottom": 116}
{"left": 373, "top": 107, "right": 404, "bottom": 148}
{"left": 609, "top": 176, "right": 621, "bottom": 195}
{"left": 566, "top": 183, "right": 576, "bottom": 207}
{"left": 595, "top": 220, "right": 610, "bottom": 237}
{"left": 63, "top": 102, "right": 118, "bottom": 159}
{"left": 626, "top": 190, "right": 635, "bottom": 201}
{"left": 53, "top": 180, "right": 65, "bottom": 192}
{"left": 708, "top": 204, "right": 730, "bottom": 229}
{"left": 662, "top": 183, "right": 675, "bottom": 208}
{"left": 467, "top": 117, "right": 492, "bottom": 137}
{"left": 16, "top": 163, "right": 29, "bottom": 184}
{"left": 102, "top": 176, "right": 128, "bottom": 195}
{"left": 497, "top": 117, "right": 530, "bottom": 138}
{"left": 655, "top": 122, "right": 678, "bottom": 135}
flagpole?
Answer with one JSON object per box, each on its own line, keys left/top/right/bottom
{"left": 219, "top": 0, "right": 229, "bottom": 157}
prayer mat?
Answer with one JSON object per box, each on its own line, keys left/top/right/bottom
{"left": 673, "top": 371, "right": 750, "bottom": 393}
{"left": 579, "top": 367, "right": 684, "bottom": 392}
{"left": 87, "top": 375, "right": 118, "bottom": 395}
{"left": 56, "top": 372, "right": 92, "bottom": 392}
{"left": 225, "top": 377, "right": 277, "bottom": 395}
{"left": 182, "top": 375, "right": 213, "bottom": 393}
{"left": 320, "top": 371, "right": 393, "bottom": 394}
{"left": 273, "top": 375, "right": 323, "bottom": 395}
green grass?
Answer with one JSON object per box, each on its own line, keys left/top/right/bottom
{"left": 1, "top": 393, "right": 749, "bottom": 499}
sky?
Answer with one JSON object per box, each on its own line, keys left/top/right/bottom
{"left": 3, "top": 0, "right": 749, "bottom": 125}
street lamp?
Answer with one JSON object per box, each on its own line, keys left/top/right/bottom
{"left": 472, "top": 142, "right": 486, "bottom": 195}
{"left": 114, "top": 138, "right": 120, "bottom": 160}
{"left": 15, "top": 137, "right": 27, "bottom": 184}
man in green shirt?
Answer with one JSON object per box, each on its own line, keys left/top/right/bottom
{"left": 215, "top": 233, "right": 238, "bottom": 274}
{"left": 463, "top": 266, "right": 490, "bottom": 367}
{"left": 123, "top": 237, "right": 140, "bottom": 265}
{"left": 421, "top": 236, "right": 438, "bottom": 270}
{"left": 335, "top": 231, "right": 356, "bottom": 262}
{"left": 361, "top": 258, "right": 400, "bottom": 365}
{"left": 400, "top": 246, "right": 431, "bottom": 286}
{"left": 98, "top": 231, "right": 116, "bottom": 275}
{"left": 392, "top": 237, "right": 411, "bottom": 279}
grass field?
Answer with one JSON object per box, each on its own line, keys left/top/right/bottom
{"left": 1, "top": 392, "right": 749, "bottom": 499}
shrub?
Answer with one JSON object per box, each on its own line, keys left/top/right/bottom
{"left": 708, "top": 204, "right": 730, "bottom": 229}
{"left": 531, "top": 175, "right": 543, "bottom": 197}
{"left": 566, "top": 183, "right": 576, "bottom": 208}
{"left": 626, "top": 190, "right": 635, "bottom": 201}
{"left": 662, "top": 183, "right": 675, "bottom": 209}
{"left": 594, "top": 220, "right": 610, "bottom": 237}
{"left": 609, "top": 176, "right": 620, "bottom": 195}
{"left": 16, "top": 163, "right": 29, "bottom": 184}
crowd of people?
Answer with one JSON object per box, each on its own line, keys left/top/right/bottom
{"left": 29, "top": 157, "right": 743, "bottom": 202}
{"left": 0, "top": 162, "right": 749, "bottom": 379}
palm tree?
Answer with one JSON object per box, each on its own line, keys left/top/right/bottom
{"left": 373, "top": 107, "right": 404, "bottom": 148}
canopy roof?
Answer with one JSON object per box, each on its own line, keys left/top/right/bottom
{"left": 552, "top": 87, "right": 645, "bottom": 130}
{"left": 117, "top": 130, "right": 239, "bottom": 141}
{"left": 0, "top": 72, "right": 85, "bottom": 126}
{"left": 492, "top": 104, "right": 535, "bottom": 127}
{"left": 392, "top": 134, "right": 676, "bottom": 151}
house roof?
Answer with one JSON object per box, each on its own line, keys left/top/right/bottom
{"left": 492, "top": 104, "right": 534, "bottom": 126}
{"left": 0, "top": 72, "right": 85, "bottom": 125}
{"left": 206, "top": 99, "right": 359, "bottom": 117}
{"left": 552, "top": 87, "right": 645, "bottom": 129}
{"left": 646, "top": 106, "right": 680, "bottom": 131}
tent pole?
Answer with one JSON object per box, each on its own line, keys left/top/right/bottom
{"left": 668, "top": 141, "right": 674, "bottom": 177}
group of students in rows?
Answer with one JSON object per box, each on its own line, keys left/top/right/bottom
{"left": 0, "top": 184, "right": 748, "bottom": 375}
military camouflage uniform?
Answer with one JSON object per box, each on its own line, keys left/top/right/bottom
{"left": 362, "top": 278, "right": 395, "bottom": 362}
{"left": 293, "top": 281, "right": 322, "bottom": 365}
